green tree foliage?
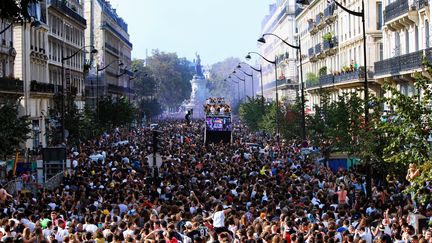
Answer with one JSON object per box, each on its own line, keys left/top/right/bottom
{"left": 98, "top": 96, "right": 136, "bottom": 130}
{"left": 0, "top": 103, "right": 30, "bottom": 159}
{"left": 131, "top": 59, "right": 162, "bottom": 121}
{"left": 375, "top": 64, "right": 432, "bottom": 203}
{"left": 307, "top": 91, "right": 365, "bottom": 152}
{"left": 145, "top": 50, "right": 193, "bottom": 110}
{"left": 239, "top": 96, "right": 264, "bottom": 131}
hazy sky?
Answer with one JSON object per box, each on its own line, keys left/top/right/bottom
{"left": 107, "top": 0, "right": 271, "bottom": 65}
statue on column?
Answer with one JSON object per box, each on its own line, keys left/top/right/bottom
{"left": 194, "top": 53, "right": 204, "bottom": 77}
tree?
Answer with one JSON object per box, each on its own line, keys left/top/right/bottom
{"left": 0, "top": 103, "right": 30, "bottom": 159}
{"left": 239, "top": 96, "right": 265, "bottom": 131}
{"left": 98, "top": 96, "right": 136, "bottom": 130}
{"left": 146, "top": 50, "right": 193, "bottom": 110}
{"left": 375, "top": 63, "right": 432, "bottom": 203}
{"left": 0, "top": 0, "right": 38, "bottom": 22}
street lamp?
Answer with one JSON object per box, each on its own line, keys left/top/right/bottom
{"left": 232, "top": 71, "right": 246, "bottom": 101}
{"left": 238, "top": 62, "right": 264, "bottom": 108}
{"left": 246, "top": 51, "right": 280, "bottom": 139}
{"left": 329, "top": 0, "right": 368, "bottom": 124}
{"left": 258, "top": 33, "right": 306, "bottom": 140}
{"left": 61, "top": 46, "right": 98, "bottom": 143}
{"left": 235, "top": 66, "right": 254, "bottom": 98}
{"left": 96, "top": 60, "right": 124, "bottom": 121}
{"left": 226, "top": 77, "right": 241, "bottom": 103}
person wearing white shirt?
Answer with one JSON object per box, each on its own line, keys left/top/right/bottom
{"left": 206, "top": 204, "right": 232, "bottom": 234}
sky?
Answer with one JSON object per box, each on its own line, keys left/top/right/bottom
{"left": 107, "top": 0, "right": 271, "bottom": 66}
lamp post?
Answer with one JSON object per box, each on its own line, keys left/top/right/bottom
{"left": 61, "top": 46, "right": 97, "bottom": 143}
{"left": 329, "top": 0, "right": 368, "bottom": 124}
{"left": 326, "top": 0, "right": 370, "bottom": 196}
{"left": 246, "top": 51, "right": 279, "bottom": 140}
{"left": 238, "top": 62, "right": 263, "bottom": 105}
{"left": 231, "top": 71, "right": 246, "bottom": 101}
{"left": 258, "top": 33, "right": 306, "bottom": 140}
{"left": 235, "top": 66, "right": 254, "bottom": 98}
{"left": 225, "top": 77, "right": 240, "bottom": 103}
{"left": 96, "top": 60, "right": 124, "bottom": 122}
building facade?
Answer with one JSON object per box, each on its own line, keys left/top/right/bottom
{"left": 374, "top": 0, "right": 430, "bottom": 107}
{"left": 47, "top": 0, "right": 87, "bottom": 110}
{"left": 259, "top": 0, "right": 299, "bottom": 104}
{"left": 0, "top": 18, "right": 21, "bottom": 103}
{"left": 13, "top": 1, "right": 51, "bottom": 150}
{"left": 297, "top": 0, "right": 383, "bottom": 113}
{"left": 84, "top": 0, "right": 133, "bottom": 109}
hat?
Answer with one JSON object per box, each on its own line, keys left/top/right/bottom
{"left": 102, "top": 209, "right": 110, "bottom": 216}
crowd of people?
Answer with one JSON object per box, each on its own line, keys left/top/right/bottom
{"left": 0, "top": 120, "right": 431, "bottom": 243}
{"left": 204, "top": 98, "right": 231, "bottom": 117}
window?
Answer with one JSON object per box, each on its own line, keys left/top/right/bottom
{"left": 415, "top": 26, "right": 419, "bottom": 51}
{"left": 395, "top": 32, "right": 401, "bottom": 56}
{"left": 405, "top": 29, "right": 409, "bottom": 54}
{"left": 379, "top": 43, "right": 383, "bottom": 61}
{"left": 426, "top": 20, "right": 430, "bottom": 48}
{"left": 377, "top": 3, "right": 382, "bottom": 30}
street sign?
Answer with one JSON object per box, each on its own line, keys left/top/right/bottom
{"left": 146, "top": 153, "right": 163, "bottom": 168}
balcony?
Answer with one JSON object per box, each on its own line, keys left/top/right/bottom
{"left": 319, "top": 74, "right": 334, "bottom": 86}
{"left": 30, "top": 80, "right": 60, "bottom": 94}
{"left": 374, "top": 50, "right": 423, "bottom": 77}
{"left": 49, "top": 0, "right": 86, "bottom": 26}
{"left": 108, "top": 84, "right": 132, "bottom": 94}
{"left": 308, "top": 20, "right": 318, "bottom": 35}
{"left": 0, "top": 77, "right": 23, "bottom": 93}
{"left": 323, "top": 37, "right": 338, "bottom": 56}
{"left": 334, "top": 67, "right": 374, "bottom": 84}
{"left": 308, "top": 47, "right": 314, "bottom": 57}
{"left": 324, "top": 3, "right": 337, "bottom": 24}
{"left": 316, "top": 13, "right": 325, "bottom": 29}
{"left": 263, "top": 79, "right": 297, "bottom": 91}
{"left": 105, "top": 42, "right": 119, "bottom": 56}
{"left": 315, "top": 44, "right": 322, "bottom": 55}
{"left": 384, "top": 0, "right": 418, "bottom": 31}
{"left": 419, "top": 0, "right": 428, "bottom": 9}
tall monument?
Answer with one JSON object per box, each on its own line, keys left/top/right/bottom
{"left": 185, "top": 53, "right": 207, "bottom": 118}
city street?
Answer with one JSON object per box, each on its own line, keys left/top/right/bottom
{"left": 1, "top": 0, "right": 432, "bottom": 242}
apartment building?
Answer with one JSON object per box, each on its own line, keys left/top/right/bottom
{"left": 47, "top": 0, "right": 87, "bottom": 110}
{"left": 0, "top": 18, "right": 21, "bottom": 103}
{"left": 259, "top": 0, "right": 299, "bottom": 103}
{"left": 84, "top": 0, "right": 134, "bottom": 109}
{"left": 297, "top": 0, "right": 383, "bottom": 112}
{"left": 374, "top": 0, "right": 430, "bottom": 106}
{"left": 13, "top": 1, "right": 51, "bottom": 149}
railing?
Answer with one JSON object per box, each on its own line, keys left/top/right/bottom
{"left": 262, "top": 79, "right": 297, "bottom": 91}
{"left": 105, "top": 42, "right": 119, "bottom": 55}
{"left": 375, "top": 50, "right": 423, "bottom": 76}
{"left": 315, "top": 43, "right": 322, "bottom": 54}
{"left": 308, "top": 20, "right": 315, "bottom": 31}
{"left": 0, "top": 77, "right": 24, "bottom": 93}
{"left": 108, "top": 84, "right": 132, "bottom": 94}
{"left": 316, "top": 14, "right": 322, "bottom": 25}
{"left": 384, "top": 0, "right": 409, "bottom": 23}
{"left": 308, "top": 47, "right": 314, "bottom": 57}
{"left": 419, "top": 0, "right": 428, "bottom": 9}
{"left": 50, "top": 0, "right": 86, "bottom": 26}
{"left": 306, "top": 81, "right": 320, "bottom": 89}
{"left": 319, "top": 74, "right": 334, "bottom": 86}
{"left": 44, "top": 171, "right": 64, "bottom": 190}
{"left": 30, "top": 80, "right": 55, "bottom": 93}
{"left": 324, "top": 3, "right": 336, "bottom": 18}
